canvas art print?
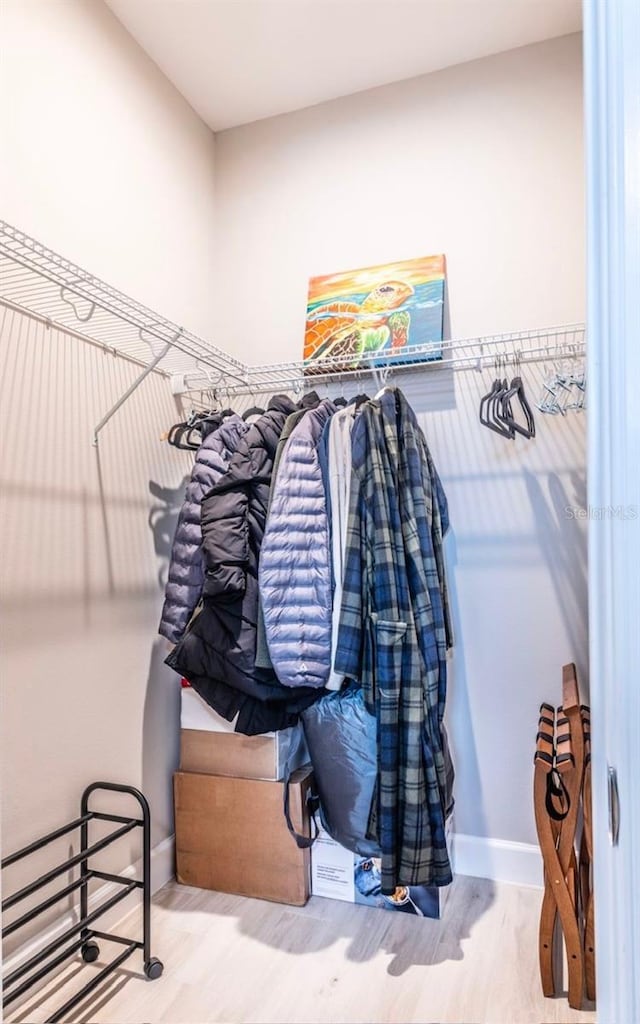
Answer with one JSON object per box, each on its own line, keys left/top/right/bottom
{"left": 304, "top": 254, "right": 446, "bottom": 370}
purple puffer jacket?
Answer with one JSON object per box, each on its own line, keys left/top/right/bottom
{"left": 158, "top": 415, "right": 248, "bottom": 644}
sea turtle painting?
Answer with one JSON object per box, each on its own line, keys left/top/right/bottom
{"left": 304, "top": 255, "right": 446, "bottom": 372}
{"left": 304, "top": 280, "right": 414, "bottom": 364}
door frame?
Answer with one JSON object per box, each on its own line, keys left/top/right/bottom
{"left": 584, "top": 1, "right": 640, "bottom": 1020}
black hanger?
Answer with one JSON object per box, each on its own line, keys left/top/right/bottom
{"left": 167, "top": 422, "right": 201, "bottom": 450}
{"left": 242, "top": 403, "right": 266, "bottom": 421}
{"left": 480, "top": 379, "right": 510, "bottom": 438}
{"left": 479, "top": 378, "right": 495, "bottom": 429}
{"left": 495, "top": 378, "right": 516, "bottom": 437}
{"left": 333, "top": 397, "right": 348, "bottom": 408}
{"left": 166, "top": 406, "right": 228, "bottom": 450}
{"left": 300, "top": 390, "right": 321, "bottom": 408}
{"left": 482, "top": 378, "right": 514, "bottom": 439}
{"left": 501, "top": 376, "right": 536, "bottom": 438}
{"left": 350, "top": 393, "right": 370, "bottom": 409}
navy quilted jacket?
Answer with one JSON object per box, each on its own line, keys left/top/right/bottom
{"left": 158, "top": 415, "right": 249, "bottom": 644}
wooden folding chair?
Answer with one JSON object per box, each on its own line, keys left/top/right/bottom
{"left": 579, "top": 704, "right": 596, "bottom": 1001}
{"left": 533, "top": 690, "right": 585, "bottom": 1009}
{"left": 560, "top": 663, "right": 586, "bottom": 924}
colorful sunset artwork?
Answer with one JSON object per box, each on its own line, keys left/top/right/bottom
{"left": 304, "top": 254, "right": 446, "bottom": 371}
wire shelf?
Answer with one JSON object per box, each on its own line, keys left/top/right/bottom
{"left": 176, "top": 324, "right": 586, "bottom": 397}
{"left": 0, "top": 219, "right": 585, "bottom": 410}
{"left": 0, "top": 222, "right": 247, "bottom": 383}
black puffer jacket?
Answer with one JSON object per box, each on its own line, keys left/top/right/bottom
{"left": 165, "top": 394, "right": 321, "bottom": 734}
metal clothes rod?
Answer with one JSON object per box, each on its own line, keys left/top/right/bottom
{"left": 0, "top": 220, "right": 586, "bottom": 429}
{"left": 175, "top": 324, "right": 587, "bottom": 397}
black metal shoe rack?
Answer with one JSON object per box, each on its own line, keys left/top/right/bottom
{"left": 1, "top": 782, "right": 164, "bottom": 1023}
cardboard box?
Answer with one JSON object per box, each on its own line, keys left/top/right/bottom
{"left": 179, "top": 728, "right": 308, "bottom": 781}
{"left": 311, "top": 817, "right": 453, "bottom": 919}
{"left": 180, "top": 685, "right": 308, "bottom": 781}
{"left": 174, "top": 767, "right": 313, "bottom": 906}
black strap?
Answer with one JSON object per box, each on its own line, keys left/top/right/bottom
{"left": 534, "top": 749, "right": 554, "bottom": 767}
{"left": 545, "top": 769, "right": 571, "bottom": 821}
{"left": 281, "top": 727, "right": 319, "bottom": 849}
{"left": 284, "top": 781, "right": 320, "bottom": 849}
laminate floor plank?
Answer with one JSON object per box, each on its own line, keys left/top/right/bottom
{"left": 6, "top": 876, "right": 597, "bottom": 1024}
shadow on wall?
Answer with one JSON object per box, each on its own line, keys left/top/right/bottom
{"left": 148, "top": 477, "right": 189, "bottom": 590}
{"left": 142, "top": 637, "right": 181, "bottom": 848}
{"left": 94, "top": 446, "right": 115, "bottom": 597}
{"left": 442, "top": 527, "right": 490, "bottom": 843}
{"left": 523, "top": 468, "right": 589, "bottom": 690}
{"left": 389, "top": 366, "right": 457, "bottom": 413}
{"left": 140, "top": 477, "right": 188, "bottom": 843}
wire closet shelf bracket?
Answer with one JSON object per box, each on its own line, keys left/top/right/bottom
{"left": 0, "top": 221, "right": 585, "bottom": 434}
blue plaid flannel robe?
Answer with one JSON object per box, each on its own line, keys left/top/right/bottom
{"left": 334, "top": 388, "right": 453, "bottom": 893}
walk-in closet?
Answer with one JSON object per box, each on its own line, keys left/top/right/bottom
{"left": 1, "top": 2, "right": 638, "bottom": 1023}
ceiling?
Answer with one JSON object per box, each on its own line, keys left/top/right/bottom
{"left": 105, "top": 0, "right": 582, "bottom": 132}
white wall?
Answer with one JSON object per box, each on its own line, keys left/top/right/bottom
{"left": 213, "top": 34, "right": 587, "bottom": 848}
{"left": 0, "top": 0, "right": 217, "bottom": 338}
{"left": 0, "top": 0, "right": 215, "bottom": 937}
{"left": 0, "top": 308, "right": 190, "bottom": 874}
{"left": 213, "top": 34, "right": 584, "bottom": 365}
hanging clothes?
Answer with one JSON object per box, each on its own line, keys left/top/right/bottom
{"left": 254, "top": 391, "right": 321, "bottom": 670}
{"left": 259, "top": 398, "right": 337, "bottom": 688}
{"left": 159, "top": 413, "right": 249, "bottom": 644}
{"left": 166, "top": 394, "right": 322, "bottom": 735}
{"left": 334, "top": 388, "right": 453, "bottom": 893}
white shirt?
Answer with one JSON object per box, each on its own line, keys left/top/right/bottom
{"left": 326, "top": 405, "right": 357, "bottom": 691}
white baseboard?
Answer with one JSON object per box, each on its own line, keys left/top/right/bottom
{"left": 452, "top": 832, "right": 543, "bottom": 888}
{"left": 3, "top": 835, "right": 175, "bottom": 1012}
{"left": 146, "top": 833, "right": 176, "bottom": 894}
